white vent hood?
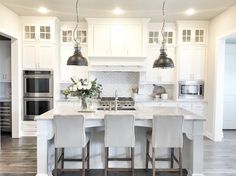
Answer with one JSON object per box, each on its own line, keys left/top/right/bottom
{"left": 88, "top": 56, "right": 146, "bottom": 72}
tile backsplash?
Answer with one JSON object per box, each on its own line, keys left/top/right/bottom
{"left": 90, "top": 72, "right": 139, "bottom": 97}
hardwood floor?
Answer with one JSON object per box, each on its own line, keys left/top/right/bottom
{"left": 0, "top": 131, "right": 236, "bottom": 176}
{"left": 204, "top": 130, "right": 236, "bottom": 176}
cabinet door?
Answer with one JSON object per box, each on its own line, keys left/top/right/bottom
{"left": 194, "top": 29, "right": 205, "bottom": 44}
{"left": 39, "top": 25, "right": 52, "bottom": 41}
{"left": 110, "top": 24, "right": 126, "bottom": 56}
{"left": 0, "top": 41, "right": 11, "bottom": 82}
{"left": 93, "top": 24, "right": 110, "bottom": 56}
{"left": 180, "top": 29, "right": 192, "bottom": 44}
{"left": 38, "top": 44, "right": 54, "bottom": 69}
{"left": 126, "top": 24, "right": 142, "bottom": 56}
{"left": 23, "top": 25, "right": 36, "bottom": 41}
{"left": 178, "top": 46, "right": 206, "bottom": 80}
{"left": 22, "top": 43, "right": 37, "bottom": 69}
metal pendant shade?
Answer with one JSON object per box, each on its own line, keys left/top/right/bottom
{"left": 153, "top": 0, "right": 174, "bottom": 69}
{"left": 67, "top": 46, "right": 88, "bottom": 66}
{"left": 67, "top": 0, "right": 88, "bottom": 66}
{"left": 153, "top": 49, "right": 174, "bottom": 68}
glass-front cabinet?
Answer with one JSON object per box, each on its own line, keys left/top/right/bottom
{"left": 180, "top": 28, "right": 206, "bottom": 44}
{"left": 148, "top": 30, "right": 174, "bottom": 45}
{"left": 61, "top": 29, "right": 87, "bottom": 44}
{"left": 23, "top": 24, "right": 53, "bottom": 41}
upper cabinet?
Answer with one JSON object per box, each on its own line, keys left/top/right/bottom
{"left": 87, "top": 18, "right": 150, "bottom": 57}
{"left": 61, "top": 29, "right": 87, "bottom": 44}
{"left": 23, "top": 24, "right": 54, "bottom": 42}
{"left": 177, "top": 21, "right": 208, "bottom": 46}
{"left": 176, "top": 21, "right": 208, "bottom": 81}
{"left": 22, "top": 17, "right": 59, "bottom": 69}
{"left": 0, "top": 41, "right": 11, "bottom": 82}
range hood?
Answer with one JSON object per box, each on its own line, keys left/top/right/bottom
{"left": 88, "top": 56, "right": 146, "bottom": 72}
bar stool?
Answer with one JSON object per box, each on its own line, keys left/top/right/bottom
{"left": 104, "top": 114, "right": 135, "bottom": 176}
{"left": 53, "top": 115, "right": 90, "bottom": 176}
{"left": 145, "top": 115, "right": 184, "bottom": 176}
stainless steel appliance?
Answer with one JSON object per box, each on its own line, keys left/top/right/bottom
{"left": 23, "top": 70, "right": 53, "bottom": 98}
{"left": 179, "top": 80, "right": 204, "bottom": 99}
{"left": 97, "top": 97, "right": 136, "bottom": 111}
{"left": 23, "top": 70, "right": 53, "bottom": 121}
{"left": 24, "top": 98, "right": 53, "bottom": 121}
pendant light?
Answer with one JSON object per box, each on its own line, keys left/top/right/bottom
{"left": 67, "top": 0, "right": 88, "bottom": 66}
{"left": 153, "top": 0, "right": 174, "bottom": 69}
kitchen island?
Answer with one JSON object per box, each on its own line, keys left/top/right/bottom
{"left": 35, "top": 104, "right": 205, "bottom": 176}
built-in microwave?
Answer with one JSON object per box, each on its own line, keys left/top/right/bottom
{"left": 23, "top": 70, "right": 53, "bottom": 98}
{"left": 178, "top": 81, "right": 204, "bottom": 99}
{"left": 24, "top": 98, "right": 53, "bottom": 121}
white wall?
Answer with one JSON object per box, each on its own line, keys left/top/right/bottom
{"left": 0, "top": 3, "right": 21, "bottom": 138}
{"left": 223, "top": 43, "right": 236, "bottom": 129}
{"left": 207, "top": 4, "right": 236, "bottom": 140}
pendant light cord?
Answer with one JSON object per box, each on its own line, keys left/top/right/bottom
{"left": 161, "top": 0, "right": 166, "bottom": 50}
{"left": 73, "top": 0, "right": 80, "bottom": 46}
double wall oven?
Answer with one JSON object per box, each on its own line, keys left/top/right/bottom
{"left": 23, "top": 70, "right": 53, "bottom": 121}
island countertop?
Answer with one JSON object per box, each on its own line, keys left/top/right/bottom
{"left": 35, "top": 105, "right": 205, "bottom": 121}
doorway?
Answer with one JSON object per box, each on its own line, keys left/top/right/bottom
{"left": 0, "top": 35, "right": 12, "bottom": 136}
{"left": 223, "top": 36, "right": 236, "bottom": 129}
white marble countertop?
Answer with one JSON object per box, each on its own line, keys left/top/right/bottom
{"left": 0, "top": 98, "right": 11, "bottom": 102}
{"left": 36, "top": 105, "right": 205, "bottom": 121}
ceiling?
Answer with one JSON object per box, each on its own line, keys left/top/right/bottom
{"left": 0, "top": 0, "right": 236, "bottom": 22}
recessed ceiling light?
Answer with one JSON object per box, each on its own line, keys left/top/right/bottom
{"left": 38, "top": 7, "right": 49, "bottom": 14}
{"left": 113, "top": 8, "right": 124, "bottom": 15}
{"left": 185, "top": 8, "right": 196, "bottom": 16}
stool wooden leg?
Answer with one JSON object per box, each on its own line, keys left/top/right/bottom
{"left": 131, "top": 147, "right": 135, "bottom": 176}
{"left": 105, "top": 147, "right": 108, "bottom": 176}
{"left": 82, "top": 147, "right": 86, "bottom": 176}
{"left": 55, "top": 148, "right": 58, "bottom": 176}
{"left": 145, "top": 139, "right": 149, "bottom": 170}
{"left": 61, "top": 148, "right": 64, "bottom": 169}
{"left": 179, "top": 148, "right": 182, "bottom": 176}
{"left": 152, "top": 148, "right": 156, "bottom": 176}
{"left": 87, "top": 141, "right": 90, "bottom": 169}
{"left": 170, "top": 148, "right": 174, "bottom": 168}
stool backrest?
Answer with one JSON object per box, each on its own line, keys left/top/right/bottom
{"left": 104, "top": 114, "right": 135, "bottom": 147}
{"left": 152, "top": 115, "right": 184, "bottom": 148}
{"left": 54, "top": 115, "right": 85, "bottom": 148}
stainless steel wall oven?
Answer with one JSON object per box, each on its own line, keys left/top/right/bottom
{"left": 23, "top": 70, "right": 53, "bottom": 121}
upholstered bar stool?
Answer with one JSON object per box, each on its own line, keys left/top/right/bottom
{"left": 104, "top": 114, "right": 135, "bottom": 176}
{"left": 146, "top": 115, "right": 184, "bottom": 176}
{"left": 53, "top": 115, "right": 90, "bottom": 176}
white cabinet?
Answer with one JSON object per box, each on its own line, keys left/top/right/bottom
{"left": 23, "top": 43, "right": 54, "bottom": 69}
{"left": 179, "top": 28, "right": 206, "bottom": 45}
{"left": 92, "top": 24, "right": 110, "bottom": 56}
{"left": 22, "top": 18, "right": 58, "bottom": 69}
{"left": 0, "top": 41, "right": 11, "bottom": 82}
{"left": 61, "top": 29, "right": 87, "bottom": 44}
{"left": 88, "top": 19, "right": 148, "bottom": 57}
{"left": 91, "top": 24, "right": 143, "bottom": 57}
{"left": 23, "top": 24, "right": 54, "bottom": 42}
{"left": 178, "top": 46, "right": 206, "bottom": 80}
